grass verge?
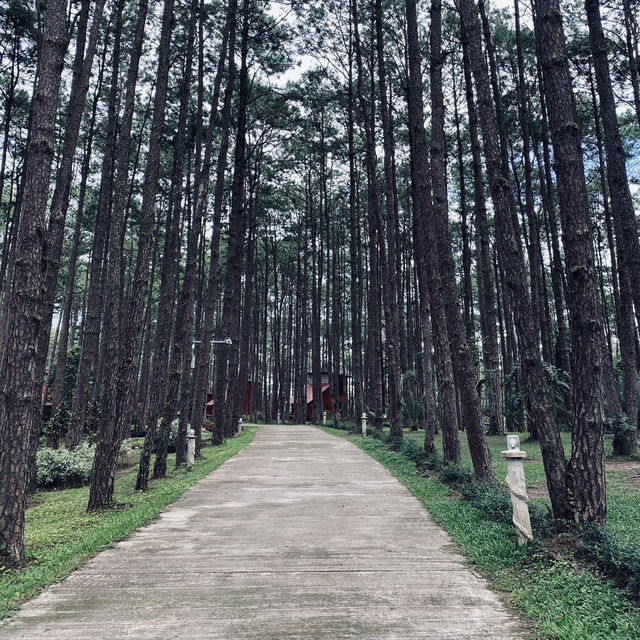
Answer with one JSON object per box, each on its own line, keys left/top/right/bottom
{"left": 319, "top": 425, "right": 640, "bottom": 640}
{"left": 0, "top": 427, "right": 257, "bottom": 620}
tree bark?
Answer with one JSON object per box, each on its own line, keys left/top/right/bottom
{"left": 461, "top": 24, "right": 503, "bottom": 437}
{"left": 458, "top": 0, "right": 571, "bottom": 523}
{"left": 533, "top": 0, "right": 609, "bottom": 522}
{"left": 188, "top": 0, "right": 237, "bottom": 448}
{"left": 405, "top": 0, "right": 459, "bottom": 461}
{"left": 68, "top": 0, "right": 128, "bottom": 447}
{"left": 585, "top": 0, "right": 639, "bottom": 456}
{"left": 0, "top": 0, "right": 69, "bottom": 563}
{"left": 431, "top": 0, "right": 494, "bottom": 480}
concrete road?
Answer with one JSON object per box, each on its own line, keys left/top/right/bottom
{"left": 1, "top": 425, "right": 524, "bottom": 639}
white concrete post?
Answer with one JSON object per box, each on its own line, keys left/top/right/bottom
{"left": 237, "top": 418, "right": 243, "bottom": 435}
{"left": 323, "top": 410, "right": 327, "bottom": 425}
{"left": 361, "top": 412, "right": 367, "bottom": 437}
{"left": 187, "top": 429, "right": 196, "bottom": 472}
{"left": 501, "top": 434, "right": 533, "bottom": 545}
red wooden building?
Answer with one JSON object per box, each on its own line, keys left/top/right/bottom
{"left": 290, "top": 372, "right": 347, "bottom": 421}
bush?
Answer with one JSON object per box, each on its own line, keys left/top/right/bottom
{"left": 578, "top": 523, "right": 640, "bottom": 598}
{"left": 397, "top": 437, "right": 444, "bottom": 472}
{"left": 36, "top": 442, "right": 95, "bottom": 488}
{"left": 438, "top": 463, "right": 474, "bottom": 486}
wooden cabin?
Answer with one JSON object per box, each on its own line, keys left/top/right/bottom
{"left": 296, "top": 372, "right": 347, "bottom": 421}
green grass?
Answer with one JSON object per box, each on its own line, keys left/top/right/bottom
{"left": 320, "top": 426, "right": 640, "bottom": 639}
{"left": 401, "top": 429, "right": 640, "bottom": 552}
{"left": 0, "top": 427, "right": 257, "bottom": 620}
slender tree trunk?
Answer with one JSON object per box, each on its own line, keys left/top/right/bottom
{"left": 406, "top": 0, "right": 459, "bottom": 461}
{"left": 347, "top": 40, "right": 364, "bottom": 422}
{"left": 68, "top": 0, "right": 128, "bottom": 447}
{"left": 88, "top": 0, "right": 165, "bottom": 510}
{"left": 36, "top": 0, "right": 107, "bottom": 433}
{"left": 189, "top": 0, "right": 237, "bottom": 449}
{"left": 212, "top": 0, "right": 250, "bottom": 440}
{"left": 373, "top": 0, "right": 402, "bottom": 437}
{"left": 52, "top": 39, "right": 106, "bottom": 415}
{"left": 459, "top": 0, "right": 570, "bottom": 523}
{"left": 513, "top": 0, "right": 553, "bottom": 365}
{"left": 461, "top": 25, "right": 503, "bottom": 437}
{"left": 533, "top": 0, "right": 609, "bottom": 522}
{"left": 0, "top": 0, "right": 69, "bottom": 563}
{"left": 585, "top": 0, "right": 639, "bottom": 455}
{"left": 430, "top": 0, "right": 493, "bottom": 479}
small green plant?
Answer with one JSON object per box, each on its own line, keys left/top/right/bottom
{"left": 36, "top": 442, "right": 95, "bottom": 488}
{"left": 578, "top": 523, "right": 640, "bottom": 598}
{"left": 611, "top": 414, "right": 637, "bottom": 455}
{"left": 400, "top": 393, "right": 426, "bottom": 430}
{"left": 438, "top": 463, "right": 474, "bottom": 486}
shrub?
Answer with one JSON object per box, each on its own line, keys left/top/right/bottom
{"left": 36, "top": 442, "right": 95, "bottom": 488}
{"left": 438, "top": 463, "right": 474, "bottom": 486}
{"left": 397, "top": 437, "right": 444, "bottom": 472}
{"left": 401, "top": 393, "right": 426, "bottom": 430}
{"left": 578, "top": 523, "right": 640, "bottom": 598}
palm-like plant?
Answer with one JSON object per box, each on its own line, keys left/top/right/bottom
{"left": 401, "top": 393, "right": 426, "bottom": 431}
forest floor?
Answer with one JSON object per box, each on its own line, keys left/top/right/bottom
{"left": 0, "top": 427, "right": 257, "bottom": 622}
{"left": 1, "top": 424, "right": 524, "bottom": 639}
{"left": 320, "top": 425, "right": 640, "bottom": 639}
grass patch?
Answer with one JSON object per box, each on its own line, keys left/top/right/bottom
{"left": 319, "top": 425, "right": 640, "bottom": 639}
{"left": 0, "top": 428, "right": 257, "bottom": 620}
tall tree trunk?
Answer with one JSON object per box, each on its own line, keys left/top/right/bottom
{"left": 51, "top": 65, "right": 103, "bottom": 414}
{"left": 513, "top": 0, "right": 553, "bottom": 365}
{"left": 139, "top": 0, "right": 202, "bottom": 486}
{"left": 0, "top": 0, "right": 69, "bottom": 564}
{"left": 188, "top": 0, "right": 237, "bottom": 449}
{"left": 430, "top": 0, "right": 493, "bottom": 480}
{"left": 347, "top": 40, "right": 364, "bottom": 422}
{"left": 68, "top": 0, "right": 129, "bottom": 447}
{"left": 88, "top": 0, "right": 169, "bottom": 511}
{"left": 406, "top": 0, "right": 459, "bottom": 461}
{"left": 458, "top": 0, "right": 570, "bottom": 524}
{"left": 373, "top": 0, "right": 402, "bottom": 438}
{"left": 36, "top": 0, "right": 107, "bottom": 436}
{"left": 533, "top": 0, "right": 609, "bottom": 522}
{"left": 212, "top": 0, "right": 250, "bottom": 441}
{"left": 585, "top": 0, "right": 639, "bottom": 455}
{"left": 461, "top": 24, "right": 503, "bottom": 437}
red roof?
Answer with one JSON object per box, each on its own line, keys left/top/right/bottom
{"left": 307, "top": 383, "right": 330, "bottom": 404}
{"left": 289, "top": 384, "right": 331, "bottom": 406}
